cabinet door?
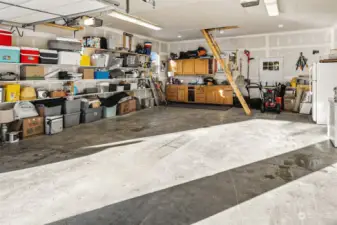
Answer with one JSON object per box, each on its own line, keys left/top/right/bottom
{"left": 166, "top": 86, "right": 178, "bottom": 101}
{"left": 195, "top": 59, "right": 209, "bottom": 75}
{"left": 176, "top": 60, "right": 183, "bottom": 75}
{"left": 178, "top": 88, "right": 187, "bottom": 102}
{"left": 195, "top": 86, "right": 206, "bottom": 103}
{"left": 182, "top": 59, "right": 195, "bottom": 75}
{"left": 217, "top": 86, "right": 233, "bottom": 105}
{"left": 206, "top": 87, "right": 217, "bottom": 104}
{"left": 168, "top": 60, "right": 183, "bottom": 75}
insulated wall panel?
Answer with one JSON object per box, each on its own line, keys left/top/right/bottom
{"left": 270, "top": 47, "right": 329, "bottom": 80}
{"left": 269, "top": 31, "right": 330, "bottom": 47}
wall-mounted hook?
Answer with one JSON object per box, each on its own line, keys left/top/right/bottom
{"left": 16, "top": 27, "right": 24, "bottom": 37}
{"left": 10, "top": 26, "right": 24, "bottom": 37}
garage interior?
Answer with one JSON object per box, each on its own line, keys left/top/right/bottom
{"left": 1, "top": 0, "right": 337, "bottom": 224}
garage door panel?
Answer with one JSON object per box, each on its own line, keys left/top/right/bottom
{"left": 11, "top": 12, "right": 57, "bottom": 23}
{"left": 21, "top": 0, "right": 82, "bottom": 11}
{"left": 51, "top": 0, "right": 106, "bottom": 15}
{"left": 0, "top": 0, "right": 31, "bottom": 4}
{"left": 0, "top": 7, "right": 32, "bottom": 20}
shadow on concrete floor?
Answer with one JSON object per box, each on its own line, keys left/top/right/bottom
{"left": 0, "top": 107, "right": 312, "bottom": 174}
{"left": 47, "top": 141, "right": 336, "bottom": 225}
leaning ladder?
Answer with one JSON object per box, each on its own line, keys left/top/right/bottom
{"left": 201, "top": 29, "right": 252, "bottom": 116}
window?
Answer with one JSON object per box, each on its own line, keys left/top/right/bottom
{"left": 263, "top": 61, "right": 280, "bottom": 71}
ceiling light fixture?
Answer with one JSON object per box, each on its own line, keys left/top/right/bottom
{"left": 264, "top": 0, "right": 279, "bottom": 16}
{"left": 108, "top": 11, "right": 162, "bottom": 30}
{"left": 278, "top": 24, "right": 284, "bottom": 28}
{"left": 177, "top": 35, "right": 182, "bottom": 38}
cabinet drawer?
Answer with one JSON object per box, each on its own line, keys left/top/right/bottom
{"left": 195, "top": 97, "right": 206, "bottom": 103}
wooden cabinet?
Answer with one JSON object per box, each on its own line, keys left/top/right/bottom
{"left": 171, "top": 59, "right": 211, "bottom": 75}
{"left": 166, "top": 85, "right": 187, "bottom": 102}
{"left": 195, "top": 86, "right": 206, "bottom": 103}
{"left": 166, "top": 85, "right": 233, "bottom": 105}
{"left": 176, "top": 60, "right": 183, "bottom": 75}
{"left": 206, "top": 86, "right": 233, "bottom": 105}
{"left": 206, "top": 86, "right": 219, "bottom": 104}
{"left": 177, "top": 86, "right": 188, "bottom": 102}
{"left": 168, "top": 60, "right": 183, "bottom": 75}
{"left": 182, "top": 59, "right": 195, "bottom": 75}
{"left": 195, "top": 59, "right": 209, "bottom": 75}
{"left": 166, "top": 85, "right": 178, "bottom": 101}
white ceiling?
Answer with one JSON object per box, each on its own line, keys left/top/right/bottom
{"left": 0, "top": 0, "right": 106, "bottom": 23}
{"left": 0, "top": 0, "right": 336, "bottom": 42}
{"left": 99, "top": 0, "right": 337, "bottom": 41}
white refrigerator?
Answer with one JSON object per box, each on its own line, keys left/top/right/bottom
{"left": 312, "top": 62, "right": 337, "bottom": 125}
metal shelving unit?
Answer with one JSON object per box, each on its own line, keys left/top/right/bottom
{"left": 0, "top": 88, "right": 152, "bottom": 105}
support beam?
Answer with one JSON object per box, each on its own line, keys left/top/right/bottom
{"left": 201, "top": 29, "right": 252, "bottom": 116}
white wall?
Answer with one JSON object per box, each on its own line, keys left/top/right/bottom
{"left": 1, "top": 25, "right": 169, "bottom": 53}
{"left": 169, "top": 28, "right": 332, "bottom": 84}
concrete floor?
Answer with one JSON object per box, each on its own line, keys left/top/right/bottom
{"left": 1, "top": 107, "right": 336, "bottom": 225}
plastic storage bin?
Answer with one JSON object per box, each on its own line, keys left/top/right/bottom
{"left": 103, "top": 105, "right": 117, "bottom": 118}
{"left": 0, "top": 46, "right": 20, "bottom": 63}
{"left": 0, "top": 108, "right": 15, "bottom": 123}
{"left": 45, "top": 115, "right": 63, "bottom": 135}
{"left": 63, "top": 99, "right": 81, "bottom": 114}
{"left": 81, "top": 107, "right": 102, "bottom": 123}
{"left": 117, "top": 86, "right": 124, "bottom": 92}
{"left": 94, "top": 71, "right": 110, "bottom": 79}
{"left": 109, "top": 84, "right": 117, "bottom": 92}
{"left": 40, "top": 49, "right": 58, "bottom": 64}
{"left": 48, "top": 39, "right": 82, "bottom": 52}
{"left": 58, "top": 51, "right": 81, "bottom": 65}
{"left": 63, "top": 112, "right": 81, "bottom": 128}
{"left": 5, "top": 84, "right": 20, "bottom": 102}
{"left": 36, "top": 105, "right": 62, "bottom": 117}
{"left": 20, "top": 47, "right": 40, "bottom": 64}
{"left": 0, "top": 29, "right": 12, "bottom": 46}
{"left": 130, "top": 83, "right": 138, "bottom": 90}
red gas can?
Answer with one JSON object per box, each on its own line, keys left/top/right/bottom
{"left": 20, "top": 47, "right": 40, "bottom": 64}
{"left": 0, "top": 29, "right": 12, "bottom": 46}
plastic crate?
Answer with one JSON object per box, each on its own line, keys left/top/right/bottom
{"left": 63, "top": 99, "right": 81, "bottom": 114}
{"left": 63, "top": 112, "right": 81, "bottom": 128}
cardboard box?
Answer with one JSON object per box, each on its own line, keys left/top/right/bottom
{"left": 78, "top": 68, "right": 95, "bottom": 80}
{"left": 22, "top": 116, "right": 44, "bottom": 139}
{"left": 20, "top": 66, "right": 45, "bottom": 80}
{"left": 284, "top": 97, "right": 295, "bottom": 111}
{"left": 118, "top": 99, "right": 136, "bottom": 115}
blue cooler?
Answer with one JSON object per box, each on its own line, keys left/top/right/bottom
{"left": 94, "top": 71, "right": 110, "bottom": 79}
{"left": 0, "top": 46, "right": 20, "bottom": 63}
